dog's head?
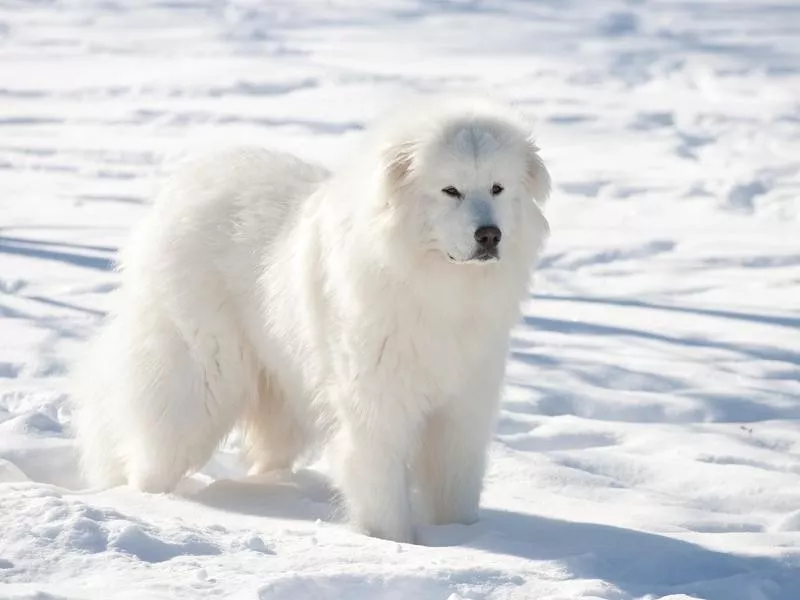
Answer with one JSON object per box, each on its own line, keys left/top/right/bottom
{"left": 380, "top": 101, "right": 550, "bottom": 266}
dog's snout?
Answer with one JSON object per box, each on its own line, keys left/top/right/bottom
{"left": 474, "top": 225, "right": 502, "bottom": 250}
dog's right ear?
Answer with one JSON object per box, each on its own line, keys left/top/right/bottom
{"left": 383, "top": 142, "right": 416, "bottom": 188}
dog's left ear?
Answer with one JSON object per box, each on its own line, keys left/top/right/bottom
{"left": 384, "top": 142, "right": 416, "bottom": 189}
{"left": 527, "top": 141, "right": 551, "bottom": 205}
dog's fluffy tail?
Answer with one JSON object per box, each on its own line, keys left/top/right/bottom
{"left": 69, "top": 319, "right": 128, "bottom": 489}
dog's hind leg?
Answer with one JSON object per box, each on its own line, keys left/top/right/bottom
{"left": 110, "top": 291, "right": 256, "bottom": 493}
{"left": 241, "top": 371, "right": 310, "bottom": 475}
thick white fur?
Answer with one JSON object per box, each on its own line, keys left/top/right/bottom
{"left": 71, "top": 97, "right": 551, "bottom": 543}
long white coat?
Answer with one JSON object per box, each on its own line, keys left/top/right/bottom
{"left": 72, "top": 98, "right": 551, "bottom": 543}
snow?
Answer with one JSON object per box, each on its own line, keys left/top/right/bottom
{"left": 1, "top": 0, "right": 799, "bottom": 598}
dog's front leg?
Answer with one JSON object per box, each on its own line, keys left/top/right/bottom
{"left": 332, "top": 390, "right": 422, "bottom": 543}
{"left": 417, "top": 398, "right": 499, "bottom": 526}
{"left": 416, "top": 355, "right": 506, "bottom": 526}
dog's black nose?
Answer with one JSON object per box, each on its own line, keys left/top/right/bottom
{"left": 474, "top": 225, "right": 502, "bottom": 250}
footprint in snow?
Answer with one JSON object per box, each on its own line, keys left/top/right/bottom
{"left": 110, "top": 525, "right": 221, "bottom": 563}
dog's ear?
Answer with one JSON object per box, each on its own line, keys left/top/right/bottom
{"left": 527, "top": 140, "right": 551, "bottom": 205}
{"left": 384, "top": 141, "right": 416, "bottom": 188}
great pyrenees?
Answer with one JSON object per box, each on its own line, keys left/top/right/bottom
{"left": 72, "top": 97, "right": 551, "bottom": 543}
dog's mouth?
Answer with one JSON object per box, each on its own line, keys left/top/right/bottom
{"left": 446, "top": 250, "right": 499, "bottom": 264}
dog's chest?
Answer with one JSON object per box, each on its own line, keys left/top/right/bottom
{"left": 372, "top": 305, "right": 496, "bottom": 399}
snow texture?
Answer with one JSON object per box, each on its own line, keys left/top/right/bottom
{"left": 1, "top": 0, "right": 799, "bottom": 598}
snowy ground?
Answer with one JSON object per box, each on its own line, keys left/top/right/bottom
{"left": 1, "top": 1, "right": 799, "bottom": 598}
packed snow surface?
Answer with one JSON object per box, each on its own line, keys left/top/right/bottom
{"left": 1, "top": 1, "right": 799, "bottom": 598}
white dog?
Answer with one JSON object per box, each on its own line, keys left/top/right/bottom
{"left": 71, "top": 97, "right": 551, "bottom": 543}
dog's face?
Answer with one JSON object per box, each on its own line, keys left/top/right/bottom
{"left": 385, "top": 117, "right": 550, "bottom": 265}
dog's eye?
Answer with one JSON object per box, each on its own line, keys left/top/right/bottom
{"left": 491, "top": 183, "right": 504, "bottom": 196}
{"left": 441, "top": 186, "right": 462, "bottom": 199}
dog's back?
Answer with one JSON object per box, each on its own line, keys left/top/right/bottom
{"left": 149, "top": 147, "right": 329, "bottom": 259}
